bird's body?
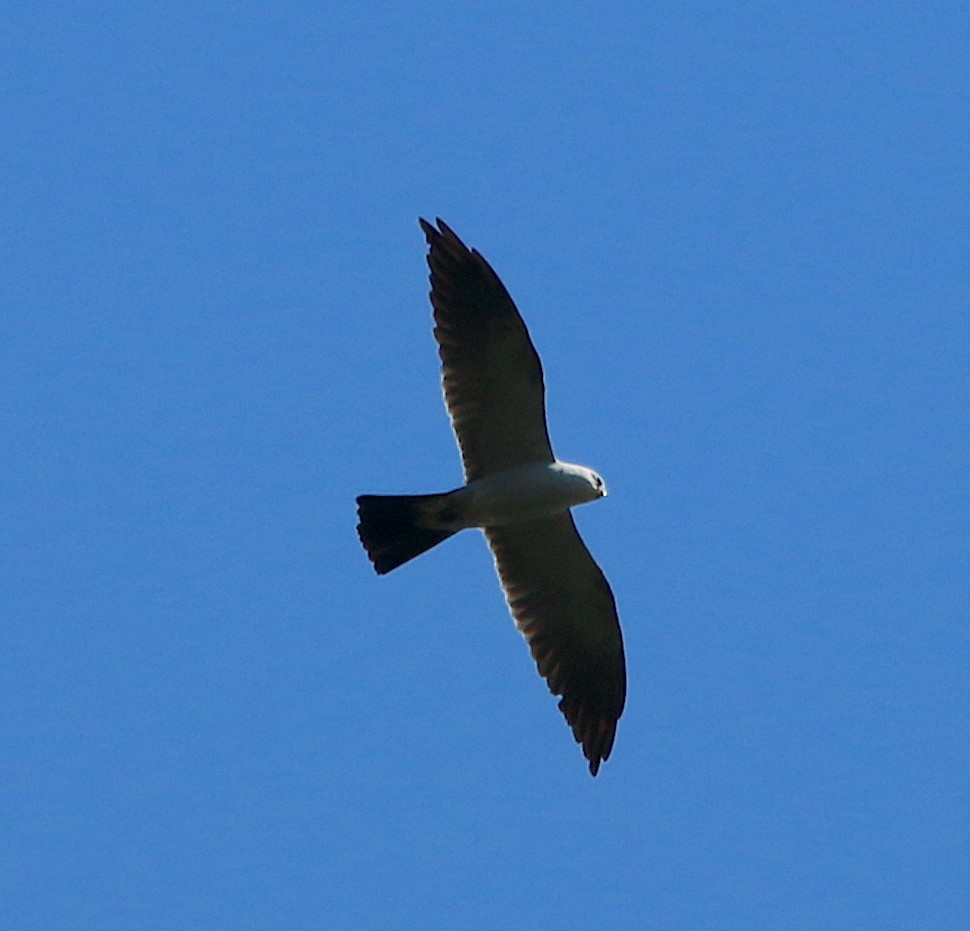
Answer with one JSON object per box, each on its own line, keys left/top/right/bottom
{"left": 447, "top": 461, "right": 606, "bottom": 528}
{"left": 356, "top": 219, "right": 626, "bottom": 775}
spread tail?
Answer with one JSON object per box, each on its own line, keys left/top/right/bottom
{"left": 355, "top": 492, "right": 459, "bottom": 574}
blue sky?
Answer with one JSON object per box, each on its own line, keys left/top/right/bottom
{"left": 3, "top": 3, "right": 969, "bottom": 928}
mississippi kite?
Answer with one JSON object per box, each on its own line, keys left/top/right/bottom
{"left": 356, "top": 219, "right": 626, "bottom": 775}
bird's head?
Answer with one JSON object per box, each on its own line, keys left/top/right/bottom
{"left": 554, "top": 462, "right": 608, "bottom": 504}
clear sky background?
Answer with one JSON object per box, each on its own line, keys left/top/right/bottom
{"left": 3, "top": 3, "right": 969, "bottom": 929}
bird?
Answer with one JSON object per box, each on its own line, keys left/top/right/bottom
{"left": 356, "top": 218, "right": 626, "bottom": 776}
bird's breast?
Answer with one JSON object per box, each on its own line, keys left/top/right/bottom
{"left": 453, "top": 462, "right": 598, "bottom": 528}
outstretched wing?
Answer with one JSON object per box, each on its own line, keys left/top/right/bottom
{"left": 485, "top": 513, "right": 626, "bottom": 776}
{"left": 420, "top": 218, "right": 554, "bottom": 482}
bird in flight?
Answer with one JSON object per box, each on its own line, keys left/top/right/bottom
{"left": 356, "top": 219, "right": 626, "bottom": 775}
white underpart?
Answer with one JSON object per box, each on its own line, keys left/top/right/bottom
{"left": 443, "top": 460, "right": 606, "bottom": 529}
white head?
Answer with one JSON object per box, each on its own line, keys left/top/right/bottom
{"left": 554, "top": 461, "right": 608, "bottom": 504}
{"left": 585, "top": 468, "right": 607, "bottom": 498}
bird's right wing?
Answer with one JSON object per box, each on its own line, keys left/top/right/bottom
{"left": 420, "top": 218, "right": 555, "bottom": 482}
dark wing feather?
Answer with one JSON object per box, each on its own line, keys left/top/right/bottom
{"left": 420, "top": 218, "right": 554, "bottom": 481}
{"left": 485, "top": 513, "right": 626, "bottom": 775}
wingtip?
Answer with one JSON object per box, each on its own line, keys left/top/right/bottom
{"left": 558, "top": 696, "right": 618, "bottom": 777}
{"left": 418, "top": 216, "right": 467, "bottom": 250}
{"left": 434, "top": 217, "right": 457, "bottom": 238}
{"left": 584, "top": 740, "right": 610, "bottom": 777}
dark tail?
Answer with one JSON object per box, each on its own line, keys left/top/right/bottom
{"left": 355, "top": 492, "right": 460, "bottom": 575}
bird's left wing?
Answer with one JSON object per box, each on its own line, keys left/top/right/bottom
{"left": 485, "top": 513, "right": 626, "bottom": 775}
